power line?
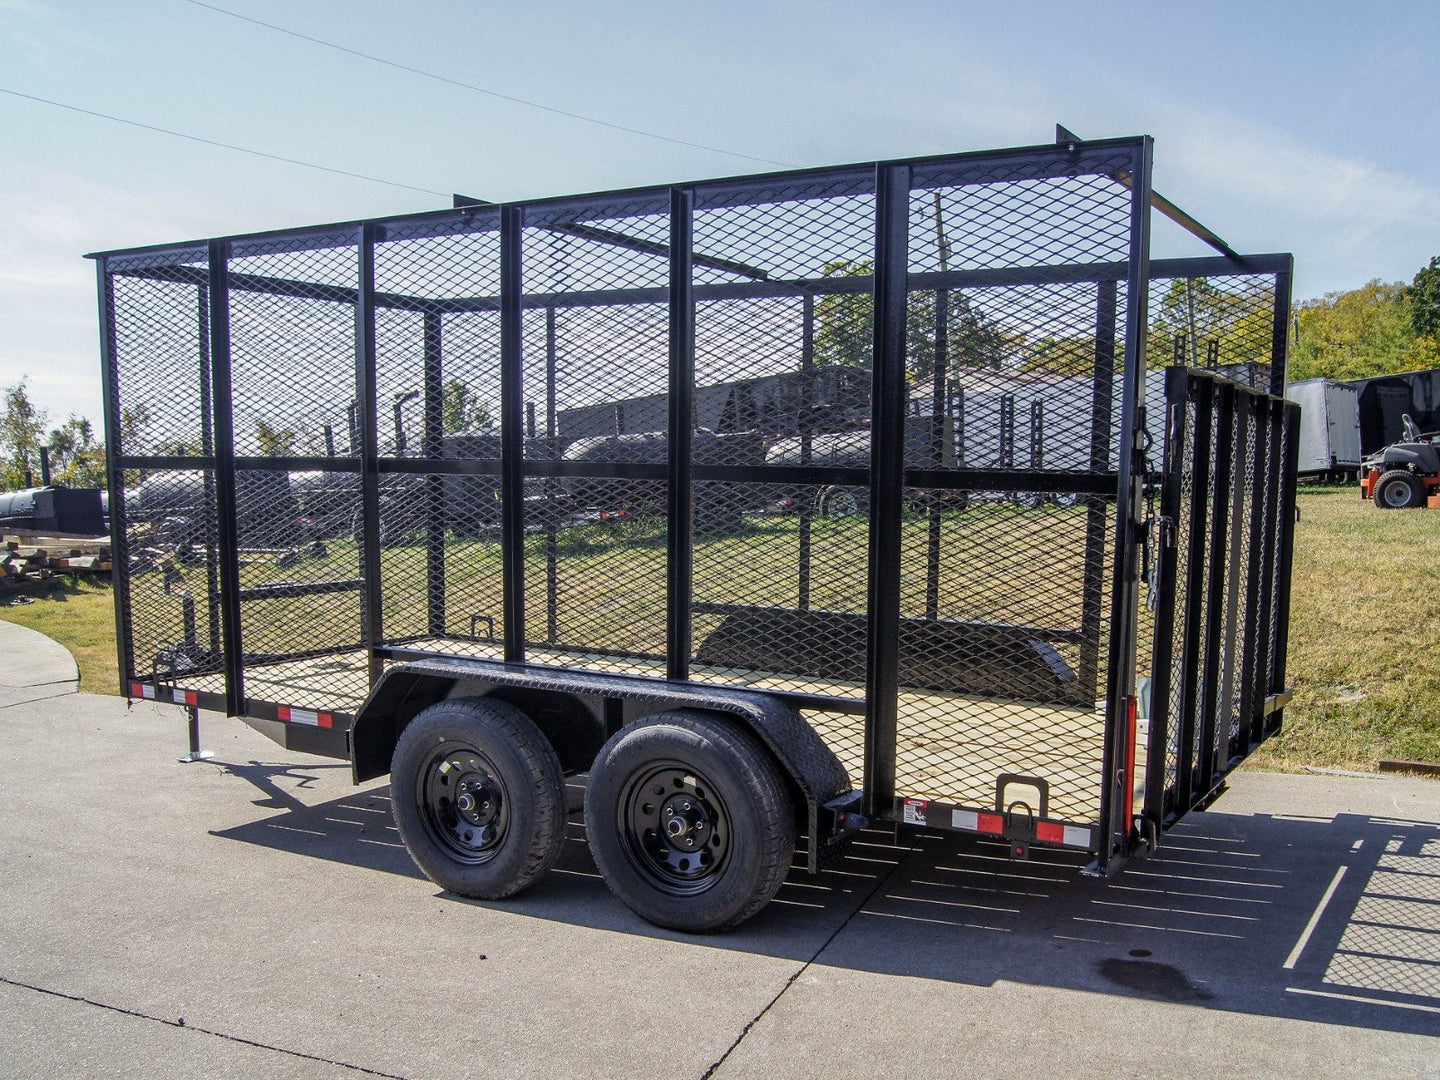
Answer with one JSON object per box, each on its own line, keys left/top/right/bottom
{"left": 0, "top": 86, "right": 450, "bottom": 197}
{"left": 180, "top": 0, "right": 797, "bottom": 169}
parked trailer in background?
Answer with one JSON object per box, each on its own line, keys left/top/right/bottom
{"left": 92, "top": 135, "right": 1299, "bottom": 932}
{"left": 1285, "top": 378, "right": 1361, "bottom": 479}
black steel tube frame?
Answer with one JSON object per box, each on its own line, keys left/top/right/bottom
{"left": 95, "top": 260, "right": 132, "bottom": 695}
{"left": 1095, "top": 136, "right": 1153, "bottom": 872}
{"left": 207, "top": 240, "right": 247, "bottom": 715}
{"left": 666, "top": 188, "right": 695, "bottom": 680}
{"left": 862, "top": 163, "right": 910, "bottom": 819}
{"left": 355, "top": 223, "right": 385, "bottom": 687}
{"left": 92, "top": 138, "right": 1298, "bottom": 866}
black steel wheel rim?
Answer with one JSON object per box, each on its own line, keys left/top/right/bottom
{"left": 418, "top": 741, "right": 511, "bottom": 864}
{"left": 618, "top": 761, "right": 732, "bottom": 896}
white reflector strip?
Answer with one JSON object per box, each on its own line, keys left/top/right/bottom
{"left": 1062, "top": 825, "right": 1090, "bottom": 848}
{"left": 139, "top": 684, "right": 156, "bottom": 699}
{"left": 285, "top": 707, "right": 320, "bottom": 726}
{"left": 951, "top": 809, "right": 979, "bottom": 831}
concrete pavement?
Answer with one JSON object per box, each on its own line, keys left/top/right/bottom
{"left": 1, "top": 621, "right": 1437, "bottom": 1079}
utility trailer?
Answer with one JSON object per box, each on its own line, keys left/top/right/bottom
{"left": 1285, "top": 377, "right": 1361, "bottom": 480}
{"left": 92, "top": 134, "right": 1300, "bottom": 932}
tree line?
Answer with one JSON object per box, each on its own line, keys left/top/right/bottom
{"left": 3, "top": 257, "right": 1436, "bottom": 491}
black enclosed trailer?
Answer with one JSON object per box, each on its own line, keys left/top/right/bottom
{"left": 91, "top": 134, "right": 1300, "bottom": 931}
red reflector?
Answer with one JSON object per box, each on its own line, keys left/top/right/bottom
{"left": 277, "top": 706, "right": 292, "bottom": 722}
{"left": 1036, "top": 821, "right": 1066, "bottom": 844}
{"left": 976, "top": 812, "right": 1004, "bottom": 834}
{"left": 318, "top": 712, "right": 333, "bottom": 729}
{"left": 183, "top": 690, "right": 198, "bottom": 706}
{"left": 130, "top": 682, "right": 143, "bottom": 697}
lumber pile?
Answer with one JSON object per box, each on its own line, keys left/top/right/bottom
{"left": 1, "top": 536, "right": 112, "bottom": 590}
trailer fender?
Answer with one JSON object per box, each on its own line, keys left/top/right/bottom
{"left": 349, "top": 656, "right": 853, "bottom": 869}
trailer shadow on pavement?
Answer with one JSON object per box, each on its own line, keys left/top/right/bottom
{"left": 211, "top": 764, "right": 1440, "bottom": 1038}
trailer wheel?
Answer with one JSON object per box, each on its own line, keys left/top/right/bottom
{"left": 816, "top": 486, "right": 868, "bottom": 519}
{"left": 585, "top": 711, "right": 795, "bottom": 932}
{"left": 391, "top": 698, "right": 565, "bottom": 899}
{"left": 1374, "top": 469, "right": 1425, "bottom": 509}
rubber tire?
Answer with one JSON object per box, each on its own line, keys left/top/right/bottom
{"left": 391, "top": 697, "right": 566, "bottom": 899}
{"left": 1375, "top": 469, "right": 1425, "bottom": 510}
{"left": 816, "top": 486, "right": 869, "bottom": 519}
{"left": 585, "top": 711, "right": 796, "bottom": 933}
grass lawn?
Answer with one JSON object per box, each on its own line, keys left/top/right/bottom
{"left": 1247, "top": 485, "right": 1440, "bottom": 772}
{"left": 1, "top": 577, "right": 118, "bottom": 694}
{"left": 2, "top": 486, "right": 1436, "bottom": 772}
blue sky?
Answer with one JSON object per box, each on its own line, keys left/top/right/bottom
{"left": 2, "top": 0, "right": 1438, "bottom": 421}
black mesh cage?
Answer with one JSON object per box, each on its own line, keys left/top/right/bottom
{"left": 95, "top": 136, "right": 1295, "bottom": 865}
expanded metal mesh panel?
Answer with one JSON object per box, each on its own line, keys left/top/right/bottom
{"left": 1148, "top": 372, "right": 1296, "bottom": 823}
{"left": 227, "top": 243, "right": 358, "bottom": 458}
{"left": 1150, "top": 272, "right": 1282, "bottom": 394}
{"left": 917, "top": 282, "right": 1127, "bottom": 473}
{"left": 908, "top": 162, "right": 1134, "bottom": 272}
{"left": 892, "top": 492, "right": 1115, "bottom": 818}
{"left": 121, "top": 467, "right": 223, "bottom": 684}
{"left": 893, "top": 160, "right": 1137, "bottom": 820}
{"left": 690, "top": 484, "right": 870, "bottom": 696}
{"left": 109, "top": 250, "right": 209, "bottom": 457}
{"left": 687, "top": 179, "right": 877, "bottom": 695}
{"left": 515, "top": 201, "right": 672, "bottom": 674}
{"left": 372, "top": 223, "right": 505, "bottom": 656}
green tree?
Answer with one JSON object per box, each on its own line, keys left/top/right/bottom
{"left": 45, "top": 416, "right": 107, "bottom": 487}
{"left": 1410, "top": 256, "right": 1440, "bottom": 339}
{"left": 441, "top": 378, "right": 492, "bottom": 434}
{"left": 812, "top": 259, "right": 1005, "bottom": 378}
{"left": 0, "top": 380, "right": 48, "bottom": 489}
{"left": 812, "top": 260, "right": 874, "bottom": 369}
{"left": 254, "top": 419, "right": 299, "bottom": 456}
{"left": 1290, "top": 280, "right": 1424, "bottom": 381}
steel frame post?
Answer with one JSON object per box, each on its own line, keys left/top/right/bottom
{"left": 544, "top": 304, "right": 560, "bottom": 645}
{"left": 1142, "top": 366, "right": 1190, "bottom": 826}
{"left": 863, "top": 163, "right": 909, "bottom": 819}
{"left": 207, "top": 239, "right": 246, "bottom": 715}
{"left": 499, "top": 205, "right": 527, "bottom": 662}
{"left": 1268, "top": 262, "right": 1294, "bottom": 396}
{"left": 355, "top": 224, "right": 385, "bottom": 686}
{"left": 666, "top": 188, "right": 696, "bottom": 680}
{"left": 422, "top": 310, "right": 446, "bottom": 638}
{"left": 925, "top": 288, "right": 948, "bottom": 621}
{"left": 1077, "top": 278, "right": 1118, "bottom": 703}
{"left": 95, "top": 259, "right": 134, "bottom": 695}
{"left": 797, "top": 292, "right": 814, "bottom": 611}
{"left": 196, "top": 284, "right": 222, "bottom": 661}
{"left": 1096, "top": 137, "right": 1153, "bottom": 870}
{"left": 1197, "top": 382, "right": 1236, "bottom": 794}
{"left": 1174, "top": 376, "right": 1213, "bottom": 813}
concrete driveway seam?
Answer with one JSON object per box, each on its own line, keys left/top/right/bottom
{"left": 0, "top": 975, "right": 414, "bottom": 1080}
{"left": 700, "top": 834, "right": 922, "bottom": 1080}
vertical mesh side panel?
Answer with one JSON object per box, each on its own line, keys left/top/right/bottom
{"left": 520, "top": 199, "right": 671, "bottom": 673}
{"left": 373, "top": 222, "right": 504, "bottom": 655}
{"left": 109, "top": 249, "right": 220, "bottom": 691}
{"left": 688, "top": 182, "right": 875, "bottom": 720}
{"left": 892, "top": 162, "right": 1135, "bottom": 823}
{"left": 1149, "top": 273, "right": 1279, "bottom": 391}
{"left": 227, "top": 239, "right": 368, "bottom": 710}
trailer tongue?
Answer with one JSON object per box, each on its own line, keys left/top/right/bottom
{"left": 92, "top": 134, "right": 1298, "bottom": 931}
